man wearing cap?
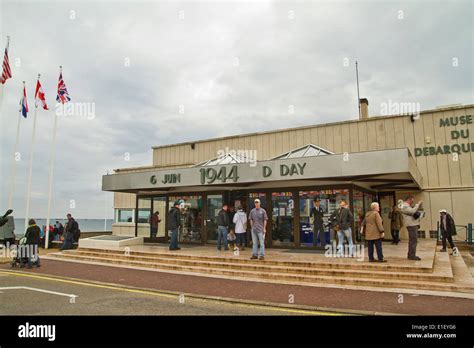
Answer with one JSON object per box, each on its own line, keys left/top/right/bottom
{"left": 439, "top": 209, "right": 457, "bottom": 254}
{"left": 249, "top": 198, "right": 268, "bottom": 260}
{"left": 167, "top": 200, "right": 182, "bottom": 251}
{"left": 310, "top": 198, "right": 325, "bottom": 246}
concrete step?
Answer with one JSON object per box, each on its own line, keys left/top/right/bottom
{"left": 450, "top": 252, "right": 474, "bottom": 286}
{"left": 74, "top": 247, "right": 434, "bottom": 273}
{"left": 60, "top": 249, "right": 453, "bottom": 283}
{"left": 44, "top": 252, "right": 474, "bottom": 294}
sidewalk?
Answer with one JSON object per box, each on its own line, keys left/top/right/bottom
{"left": 1, "top": 259, "right": 473, "bottom": 315}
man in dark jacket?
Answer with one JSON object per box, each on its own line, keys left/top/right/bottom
{"left": 216, "top": 204, "right": 230, "bottom": 251}
{"left": 24, "top": 219, "right": 41, "bottom": 268}
{"left": 61, "top": 214, "right": 79, "bottom": 250}
{"left": 167, "top": 200, "right": 182, "bottom": 250}
{"left": 310, "top": 198, "right": 325, "bottom": 246}
{"left": 439, "top": 209, "right": 457, "bottom": 254}
{"left": 335, "top": 200, "right": 354, "bottom": 256}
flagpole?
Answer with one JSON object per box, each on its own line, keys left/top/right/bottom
{"left": 7, "top": 82, "right": 24, "bottom": 209}
{"left": 45, "top": 108, "right": 59, "bottom": 249}
{"left": 45, "top": 65, "right": 64, "bottom": 248}
{"left": 24, "top": 74, "right": 40, "bottom": 232}
{"left": 356, "top": 60, "right": 361, "bottom": 119}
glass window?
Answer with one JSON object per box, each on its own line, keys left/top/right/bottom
{"left": 136, "top": 197, "right": 152, "bottom": 238}
{"left": 353, "top": 190, "right": 365, "bottom": 242}
{"left": 152, "top": 197, "right": 167, "bottom": 238}
{"left": 364, "top": 192, "right": 375, "bottom": 213}
{"left": 298, "top": 189, "right": 349, "bottom": 246}
{"left": 247, "top": 192, "right": 266, "bottom": 211}
{"left": 137, "top": 209, "right": 150, "bottom": 223}
{"left": 206, "top": 194, "right": 223, "bottom": 243}
{"left": 272, "top": 192, "right": 294, "bottom": 246}
{"left": 116, "top": 209, "right": 133, "bottom": 223}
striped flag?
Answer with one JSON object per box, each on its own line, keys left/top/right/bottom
{"left": 19, "top": 83, "right": 28, "bottom": 118}
{"left": 1, "top": 42, "right": 12, "bottom": 84}
{"left": 56, "top": 68, "right": 70, "bottom": 104}
{"left": 35, "top": 78, "right": 49, "bottom": 110}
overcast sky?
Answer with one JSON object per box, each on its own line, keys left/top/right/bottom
{"left": 0, "top": 0, "right": 472, "bottom": 219}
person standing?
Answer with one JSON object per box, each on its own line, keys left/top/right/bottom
{"left": 249, "top": 199, "right": 268, "bottom": 260}
{"left": 310, "top": 198, "right": 325, "bottom": 246}
{"left": 439, "top": 209, "right": 457, "bottom": 254}
{"left": 362, "top": 202, "right": 387, "bottom": 262}
{"left": 335, "top": 200, "right": 354, "bottom": 256}
{"left": 61, "top": 214, "right": 79, "bottom": 251}
{"left": 233, "top": 206, "right": 248, "bottom": 250}
{"left": 216, "top": 204, "right": 230, "bottom": 251}
{"left": 400, "top": 195, "right": 422, "bottom": 261}
{"left": 149, "top": 211, "right": 161, "bottom": 239}
{"left": 167, "top": 200, "right": 182, "bottom": 251}
{"left": 389, "top": 205, "right": 403, "bottom": 245}
{"left": 54, "top": 221, "right": 64, "bottom": 241}
{"left": 24, "top": 219, "right": 41, "bottom": 268}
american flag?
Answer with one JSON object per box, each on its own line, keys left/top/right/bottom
{"left": 56, "top": 70, "right": 70, "bottom": 104}
{"left": 1, "top": 44, "right": 12, "bottom": 84}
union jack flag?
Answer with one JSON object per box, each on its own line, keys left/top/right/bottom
{"left": 1, "top": 44, "right": 12, "bottom": 84}
{"left": 56, "top": 69, "right": 70, "bottom": 104}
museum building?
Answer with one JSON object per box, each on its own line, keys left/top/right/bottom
{"left": 102, "top": 101, "right": 474, "bottom": 248}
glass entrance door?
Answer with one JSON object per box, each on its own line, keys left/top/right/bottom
{"left": 206, "top": 194, "right": 223, "bottom": 244}
{"left": 169, "top": 195, "right": 203, "bottom": 244}
{"left": 271, "top": 192, "right": 295, "bottom": 246}
{"left": 378, "top": 193, "right": 395, "bottom": 239}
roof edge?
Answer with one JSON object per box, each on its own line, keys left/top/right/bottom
{"left": 151, "top": 103, "right": 474, "bottom": 150}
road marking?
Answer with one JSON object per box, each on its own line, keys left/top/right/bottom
{"left": 0, "top": 286, "right": 77, "bottom": 299}
{"left": 0, "top": 270, "right": 343, "bottom": 315}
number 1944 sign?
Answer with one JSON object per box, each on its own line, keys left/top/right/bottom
{"left": 199, "top": 166, "right": 239, "bottom": 184}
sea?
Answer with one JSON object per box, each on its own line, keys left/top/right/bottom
{"left": 12, "top": 218, "right": 113, "bottom": 235}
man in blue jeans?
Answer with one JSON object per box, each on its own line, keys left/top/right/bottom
{"left": 249, "top": 199, "right": 268, "bottom": 260}
{"left": 167, "top": 200, "right": 182, "bottom": 251}
{"left": 216, "top": 204, "right": 229, "bottom": 250}
{"left": 335, "top": 200, "right": 354, "bottom": 256}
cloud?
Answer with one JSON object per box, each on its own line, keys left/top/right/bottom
{"left": 0, "top": 0, "right": 472, "bottom": 219}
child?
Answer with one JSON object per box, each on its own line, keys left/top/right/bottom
{"left": 227, "top": 230, "right": 237, "bottom": 251}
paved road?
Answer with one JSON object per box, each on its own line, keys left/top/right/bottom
{"left": 2, "top": 259, "right": 473, "bottom": 315}
{"left": 0, "top": 271, "right": 333, "bottom": 316}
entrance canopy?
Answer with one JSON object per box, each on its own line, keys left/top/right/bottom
{"left": 102, "top": 148, "right": 423, "bottom": 195}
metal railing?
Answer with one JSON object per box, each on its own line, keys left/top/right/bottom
{"left": 436, "top": 222, "right": 473, "bottom": 245}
